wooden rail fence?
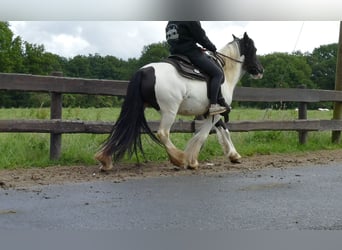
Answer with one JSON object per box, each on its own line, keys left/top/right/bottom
{"left": 1, "top": 72, "right": 342, "bottom": 160}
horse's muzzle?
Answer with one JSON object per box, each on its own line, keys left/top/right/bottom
{"left": 251, "top": 73, "right": 263, "bottom": 79}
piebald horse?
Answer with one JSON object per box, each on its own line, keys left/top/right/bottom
{"left": 95, "top": 32, "right": 264, "bottom": 170}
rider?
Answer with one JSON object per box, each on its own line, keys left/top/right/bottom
{"left": 165, "top": 21, "right": 226, "bottom": 115}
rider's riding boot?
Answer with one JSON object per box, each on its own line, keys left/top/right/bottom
{"left": 209, "top": 104, "right": 227, "bottom": 115}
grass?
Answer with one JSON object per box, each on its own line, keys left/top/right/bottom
{"left": 0, "top": 107, "right": 341, "bottom": 169}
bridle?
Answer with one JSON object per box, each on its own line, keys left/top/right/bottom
{"left": 214, "top": 36, "right": 263, "bottom": 78}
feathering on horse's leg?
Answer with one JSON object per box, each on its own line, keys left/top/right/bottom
{"left": 185, "top": 115, "right": 221, "bottom": 169}
{"left": 215, "top": 124, "right": 241, "bottom": 164}
{"left": 157, "top": 112, "right": 187, "bottom": 168}
{"left": 94, "top": 149, "right": 114, "bottom": 171}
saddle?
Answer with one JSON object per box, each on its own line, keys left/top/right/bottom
{"left": 162, "top": 55, "right": 210, "bottom": 82}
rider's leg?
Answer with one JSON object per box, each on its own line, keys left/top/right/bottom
{"left": 186, "top": 50, "right": 226, "bottom": 115}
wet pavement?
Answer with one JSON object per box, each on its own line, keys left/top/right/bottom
{"left": 1, "top": 163, "right": 342, "bottom": 230}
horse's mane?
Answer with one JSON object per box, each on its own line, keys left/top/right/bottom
{"left": 218, "top": 40, "right": 244, "bottom": 84}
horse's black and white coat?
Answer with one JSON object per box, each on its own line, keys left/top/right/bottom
{"left": 95, "top": 32, "right": 264, "bottom": 170}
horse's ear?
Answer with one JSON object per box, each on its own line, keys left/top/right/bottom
{"left": 232, "top": 34, "right": 238, "bottom": 40}
{"left": 243, "top": 32, "right": 249, "bottom": 39}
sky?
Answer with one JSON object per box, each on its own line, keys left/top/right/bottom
{"left": 8, "top": 21, "right": 341, "bottom": 60}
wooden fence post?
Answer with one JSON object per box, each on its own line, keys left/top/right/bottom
{"left": 50, "top": 71, "right": 63, "bottom": 160}
{"left": 332, "top": 21, "right": 342, "bottom": 144}
{"left": 298, "top": 84, "right": 308, "bottom": 144}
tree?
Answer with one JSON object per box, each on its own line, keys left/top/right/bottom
{"left": 65, "top": 55, "right": 92, "bottom": 78}
{"left": 22, "top": 42, "right": 48, "bottom": 75}
{"left": 137, "top": 42, "right": 169, "bottom": 68}
{"left": 240, "top": 52, "right": 314, "bottom": 108}
{"left": 242, "top": 52, "right": 313, "bottom": 89}
{"left": 9, "top": 36, "right": 25, "bottom": 72}
{"left": 0, "top": 21, "right": 24, "bottom": 72}
{"left": 119, "top": 57, "right": 139, "bottom": 80}
{"left": 308, "top": 43, "right": 337, "bottom": 90}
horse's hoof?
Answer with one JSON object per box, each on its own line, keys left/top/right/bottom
{"left": 99, "top": 164, "right": 113, "bottom": 172}
{"left": 172, "top": 166, "right": 181, "bottom": 171}
{"left": 230, "top": 158, "right": 242, "bottom": 164}
{"left": 187, "top": 165, "right": 198, "bottom": 170}
{"left": 187, "top": 160, "right": 199, "bottom": 170}
{"left": 170, "top": 158, "right": 187, "bottom": 169}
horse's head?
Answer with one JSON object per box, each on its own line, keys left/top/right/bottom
{"left": 234, "top": 32, "right": 264, "bottom": 79}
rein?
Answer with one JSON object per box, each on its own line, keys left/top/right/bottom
{"left": 216, "top": 51, "right": 244, "bottom": 64}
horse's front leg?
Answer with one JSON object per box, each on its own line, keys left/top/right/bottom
{"left": 184, "top": 115, "right": 221, "bottom": 169}
{"left": 214, "top": 120, "right": 241, "bottom": 163}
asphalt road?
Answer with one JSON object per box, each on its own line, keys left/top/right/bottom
{"left": 1, "top": 163, "right": 342, "bottom": 230}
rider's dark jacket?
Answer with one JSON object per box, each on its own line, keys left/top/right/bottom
{"left": 166, "top": 21, "right": 217, "bottom": 55}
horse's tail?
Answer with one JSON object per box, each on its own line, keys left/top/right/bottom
{"left": 99, "top": 69, "right": 160, "bottom": 162}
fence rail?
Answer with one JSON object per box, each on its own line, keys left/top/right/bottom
{"left": 2, "top": 73, "right": 342, "bottom": 101}
{"left": 1, "top": 119, "right": 342, "bottom": 134}
{"left": 1, "top": 72, "right": 342, "bottom": 160}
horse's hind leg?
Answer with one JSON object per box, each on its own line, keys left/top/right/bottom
{"left": 94, "top": 150, "right": 114, "bottom": 171}
{"left": 157, "top": 112, "right": 187, "bottom": 168}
